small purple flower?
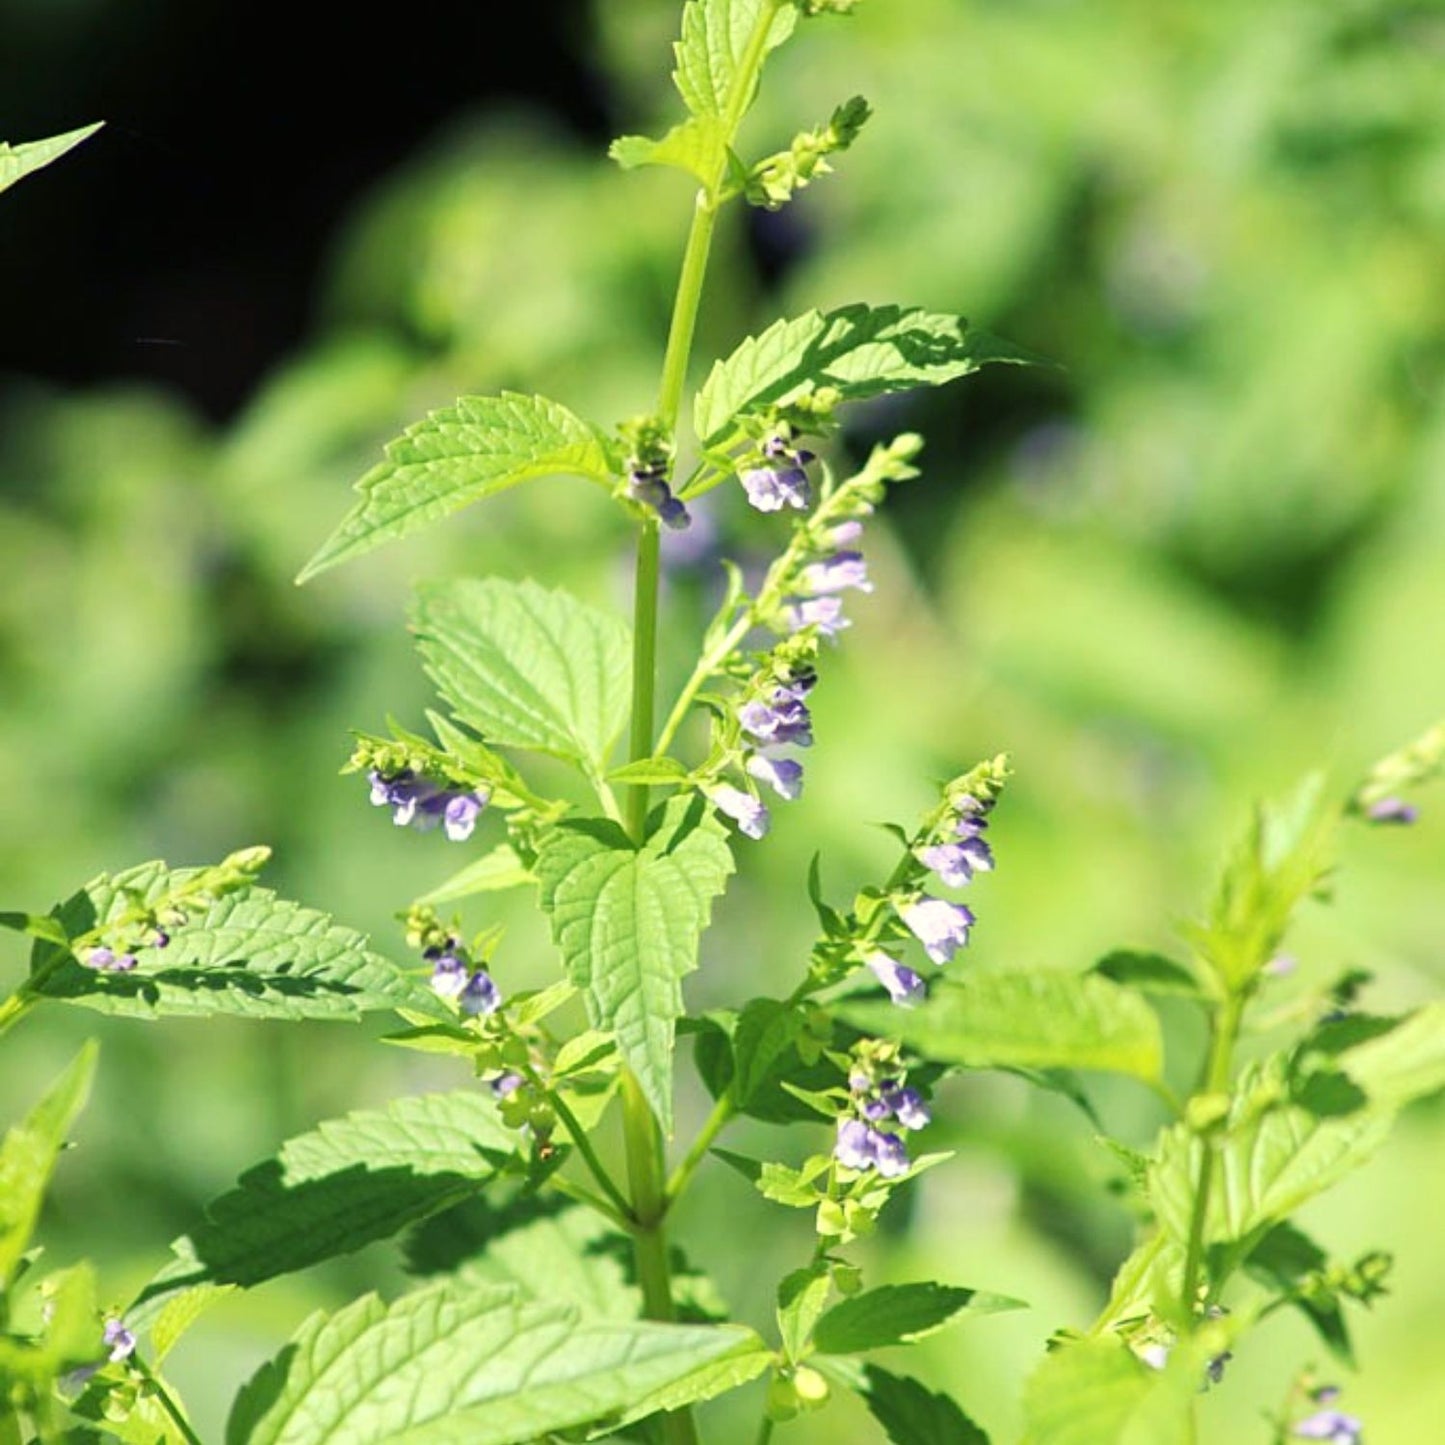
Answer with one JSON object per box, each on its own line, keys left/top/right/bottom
{"left": 739, "top": 690, "right": 814, "bottom": 748}
{"left": 103, "top": 1319, "right": 136, "bottom": 1363}
{"left": 628, "top": 463, "right": 692, "bottom": 530}
{"left": 443, "top": 789, "right": 491, "bottom": 843}
{"left": 459, "top": 969, "right": 502, "bottom": 1017}
{"left": 707, "top": 784, "right": 771, "bottom": 840}
{"left": 871, "top": 1130, "right": 910, "bottom": 1178}
{"left": 834, "top": 1118, "right": 875, "bottom": 1170}
{"left": 899, "top": 896, "right": 975, "bottom": 964}
{"left": 860, "top": 1095, "right": 892, "bottom": 1122}
{"left": 150, "top": 928, "right": 170, "bottom": 949}
{"left": 429, "top": 951, "right": 469, "bottom": 999}
{"left": 740, "top": 438, "right": 814, "bottom": 513}
{"left": 83, "top": 947, "right": 137, "bottom": 973}
{"left": 784, "top": 596, "right": 849, "bottom": 637}
{"left": 490, "top": 1071, "right": 525, "bottom": 1100}
{"left": 798, "top": 550, "right": 872, "bottom": 595}
{"left": 1366, "top": 796, "right": 1418, "bottom": 825}
{"left": 864, "top": 950, "right": 925, "bottom": 1006}
{"left": 917, "top": 835, "right": 994, "bottom": 887}
{"left": 746, "top": 752, "right": 804, "bottom": 800}
{"left": 1293, "top": 1410, "right": 1363, "bottom": 1444}
{"left": 882, "top": 1086, "right": 930, "bottom": 1130}
{"left": 821, "top": 520, "right": 864, "bottom": 547}
{"left": 657, "top": 494, "right": 691, "bottom": 530}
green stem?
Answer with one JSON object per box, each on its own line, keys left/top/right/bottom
{"left": 1179, "top": 993, "right": 1245, "bottom": 1319}
{"left": 544, "top": 1173, "right": 634, "bottom": 1233}
{"left": 754, "top": 1415, "right": 775, "bottom": 1445}
{"left": 665, "top": 1094, "right": 736, "bottom": 1206}
{"left": 626, "top": 521, "right": 663, "bottom": 843}
{"left": 544, "top": 1082, "right": 635, "bottom": 1224}
{"left": 133, "top": 1356, "right": 205, "bottom": 1445}
{"left": 0, "top": 991, "right": 31, "bottom": 1040}
{"left": 656, "top": 614, "right": 753, "bottom": 756}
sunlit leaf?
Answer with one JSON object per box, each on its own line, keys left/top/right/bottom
{"left": 0, "top": 123, "right": 102, "bottom": 196}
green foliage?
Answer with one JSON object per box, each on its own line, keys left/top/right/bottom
{"left": 535, "top": 795, "right": 734, "bottom": 1130}
{"left": 0, "top": 1045, "right": 95, "bottom": 1288}
{"left": 0, "top": 123, "right": 102, "bottom": 196}
{"left": 672, "top": 0, "right": 798, "bottom": 121}
{"left": 26, "top": 859, "right": 442, "bottom": 1023}
{"left": 811, "top": 1283, "right": 1023, "bottom": 1355}
{"left": 841, "top": 972, "right": 1164, "bottom": 1082}
{"left": 413, "top": 843, "right": 533, "bottom": 905}
{"left": 226, "top": 1279, "right": 766, "bottom": 1445}
{"left": 412, "top": 578, "right": 632, "bottom": 771}
{"left": 297, "top": 393, "right": 615, "bottom": 582}
{"left": 138, "top": 1090, "right": 516, "bottom": 1307}
{"left": 693, "top": 304, "right": 1038, "bottom": 447}
{"left": 824, "top": 1361, "right": 989, "bottom": 1445}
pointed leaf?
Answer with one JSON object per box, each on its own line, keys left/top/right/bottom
{"left": 694, "top": 304, "right": 1039, "bottom": 448}
{"left": 0, "top": 1045, "right": 96, "bottom": 1287}
{"left": 134, "top": 1090, "right": 515, "bottom": 1310}
{"left": 813, "top": 1283, "right": 1024, "bottom": 1355}
{"left": 0, "top": 123, "right": 102, "bottom": 196}
{"left": 839, "top": 972, "right": 1163, "bottom": 1083}
{"left": 610, "top": 119, "right": 721, "bottom": 184}
{"left": 534, "top": 796, "right": 734, "bottom": 1131}
{"left": 412, "top": 578, "right": 631, "bottom": 769}
{"left": 672, "top": 0, "right": 797, "bottom": 120}
{"left": 27, "top": 861, "right": 442, "bottom": 1023}
{"left": 225, "top": 1278, "right": 764, "bottom": 1445}
{"left": 414, "top": 843, "right": 533, "bottom": 905}
{"left": 827, "top": 1362, "right": 990, "bottom": 1445}
{"left": 1335, "top": 1002, "right": 1445, "bottom": 1109}
{"left": 297, "top": 393, "right": 614, "bottom": 582}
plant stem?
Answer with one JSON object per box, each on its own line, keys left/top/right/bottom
{"left": 0, "top": 991, "right": 30, "bottom": 1039}
{"left": 754, "top": 1415, "right": 775, "bottom": 1445}
{"left": 1179, "top": 993, "right": 1245, "bottom": 1318}
{"left": 134, "top": 1356, "right": 205, "bottom": 1445}
{"left": 665, "top": 1094, "right": 736, "bottom": 1206}
{"left": 626, "top": 520, "right": 663, "bottom": 843}
{"left": 543, "top": 1082, "right": 635, "bottom": 1223}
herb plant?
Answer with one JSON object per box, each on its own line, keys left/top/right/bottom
{"left": 3, "top": 7, "right": 1443, "bottom": 1444}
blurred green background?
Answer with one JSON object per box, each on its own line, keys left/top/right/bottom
{"left": 3, "top": 0, "right": 1443, "bottom": 1439}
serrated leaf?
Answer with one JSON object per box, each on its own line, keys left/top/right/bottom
{"left": 777, "top": 1266, "right": 832, "bottom": 1362}
{"left": 608, "top": 756, "right": 691, "bottom": 786}
{"left": 840, "top": 973, "right": 1163, "bottom": 1083}
{"left": 1149, "top": 1070, "right": 1391, "bottom": 1250}
{"left": 534, "top": 795, "right": 734, "bottom": 1132}
{"left": 225, "top": 1278, "right": 763, "bottom": 1445}
{"left": 1335, "top": 1002, "right": 1445, "bottom": 1109}
{"left": 827, "top": 1361, "right": 990, "bottom": 1445}
{"left": 1243, "top": 1223, "right": 1354, "bottom": 1367}
{"left": 610, "top": 119, "right": 721, "bottom": 184}
{"left": 414, "top": 844, "right": 532, "bottom": 905}
{"left": 27, "top": 861, "right": 442, "bottom": 1024}
{"left": 297, "top": 392, "right": 614, "bottom": 582}
{"left": 412, "top": 578, "right": 631, "bottom": 769}
{"left": 0, "top": 123, "right": 102, "bottom": 196}
{"left": 0, "top": 1044, "right": 96, "bottom": 1287}
{"left": 134, "top": 1091, "right": 515, "bottom": 1310}
{"left": 694, "top": 304, "right": 1039, "bottom": 448}
{"left": 813, "top": 1283, "right": 1023, "bottom": 1355}
{"left": 672, "top": 0, "right": 797, "bottom": 120}
{"left": 1020, "top": 1336, "right": 1198, "bottom": 1445}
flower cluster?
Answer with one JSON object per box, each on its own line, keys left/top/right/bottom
{"left": 368, "top": 769, "right": 491, "bottom": 842}
{"left": 898, "top": 793, "right": 997, "bottom": 962}
{"left": 84, "top": 946, "right": 139, "bottom": 973}
{"left": 103, "top": 1319, "right": 136, "bottom": 1364}
{"left": 834, "top": 1066, "right": 930, "bottom": 1178}
{"left": 740, "top": 434, "right": 815, "bottom": 513}
{"left": 424, "top": 937, "right": 502, "bottom": 1016}
{"left": 627, "top": 456, "right": 690, "bottom": 531}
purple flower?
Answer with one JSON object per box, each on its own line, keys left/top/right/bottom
{"left": 1293, "top": 1411, "right": 1363, "bottom": 1443}
{"left": 799, "top": 550, "right": 872, "bottom": 595}
{"left": 657, "top": 494, "right": 691, "bottom": 530}
{"left": 83, "top": 947, "right": 137, "bottom": 973}
{"left": 151, "top": 928, "right": 170, "bottom": 950}
{"left": 490, "top": 1071, "right": 525, "bottom": 1100}
{"left": 882, "top": 1086, "right": 930, "bottom": 1130}
{"left": 429, "top": 951, "right": 469, "bottom": 998}
{"left": 740, "top": 438, "right": 814, "bottom": 513}
{"left": 871, "top": 1131, "right": 910, "bottom": 1178}
{"left": 952, "top": 797, "right": 991, "bottom": 839}
{"left": 917, "top": 836, "right": 994, "bottom": 887}
{"left": 739, "top": 691, "right": 813, "bottom": 748}
{"left": 443, "top": 789, "right": 491, "bottom": 843}
{"left": 821, "top": 520, "right": 864, "bottom": 547}
{"left": 835, "top": 1118, "right": 876, "bottom": 1171}
{"left": 707, "top": 784, "right": 771, "bottom": 840}
{"left": 460, "top": 969, "right": 502, "bottom": 1017}
{"left": 864, "top": 950, "right": 925, "bottom": 1006}
{"left": 103, "top": 1319, "right": 136, "bottom": 1363}
{"left": 899, "top": 896, "right": 975, "bottom": 964}
{"left": 1366, "top": 796, "right": 1418, "bottom": 825}
{"left": 629, "top": 463, "right": 693, "bottom": 530}
{"left": 747, "top": 752, "right": 804, "bottom": 800}
{"left": 784, "top": 596, "right": 849, "bottom": 637}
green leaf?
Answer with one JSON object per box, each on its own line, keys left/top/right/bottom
{"left": 694, "top": 304, "right": 1039, "bottom": 448}
{"left": 608, "top": 755, "right": 692, "bottom": 786}
{"left": 672, "top": 0, "right": 798, "bottom": 120}
{"left": 610, "top": 119, "right": 721, "bottom": 184}
{"left": 0, "top": 911, "right": 70, "bottom": 946}
{"left": 1149, "top": 1068, "right": 1391, "bottom": 1250}
{"left": 777, "top": 1266, "right": 832, "bottom": 1362}
{"left": 1020, "top": 1336, "right": 1198, "bottom": 1445}
{"left": 134, "top": 1091, "right": 515, "bottom": 1310}
{"left": 0, "top": 1044, "right": 96, "bottom": 1287}
{"left": 1334, "top": 1002, "right": 1445, "bottom": 1109}
{"left": 297, "top": 392, "right": 614, "bottom": 583}
{"left": 827, "top": 1361, "right": 990, "bottom": 1445}
{"left": 0, "top": 123, "right": 102, "bottom": 196}
{"left": 28, "top": 861, "right": 442, "bottom": 1024}
{"left": 1091, "top": 950, "right": 1204, "bottom": 999}
{"left": 147, "top": 1282, "right": 237, "bottom": 1365}
{"left": 413, "top": 844, "right": 533, "bottom": 905}
{"left": 840, "top": 972, "right": 1163, "bottom": 1083}
{"left": 534, "top": 795, "right": 734, "bottom": 1131}
{"left": 225, "top": 1279, "right": 764, "bottom": 1445}
{"left": 812, "top": 1283, "right": 1023, "bottom": 1355}
{"left": 412, "top": 578, "right": 631, "bottom": 770}
{"left": 1243, "top": 1223, "right": 1354, "bottom": 1367}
